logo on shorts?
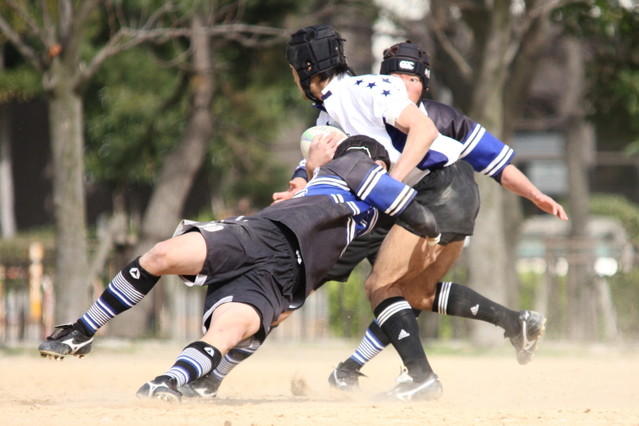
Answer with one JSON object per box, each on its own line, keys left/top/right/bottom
{"left": 130, "top": 267, "right": 140, "bottom": 279}
{"left": 470, "top": 304, "right": 479, "bottom": 316}
{"left": 201, "top": 223, "right": 224, "bottom": 232}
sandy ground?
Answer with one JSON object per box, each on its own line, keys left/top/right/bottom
{"left": 1, "top": 339, "right": 638, "bottom": 425}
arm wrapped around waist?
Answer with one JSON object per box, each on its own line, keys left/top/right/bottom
{"left": 396, "top": 201, "right": 440, "bottom": 244}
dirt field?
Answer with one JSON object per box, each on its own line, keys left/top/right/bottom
{"left": 1, "top": 339, "right": 638, "bottom": 425}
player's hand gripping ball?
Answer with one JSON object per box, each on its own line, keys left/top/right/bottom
{"left": 300, "top": 125, "right": 348, "bottom": 158}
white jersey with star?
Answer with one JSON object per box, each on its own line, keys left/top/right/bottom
{"left": 316, "top": 73, "right": 463, "bottom": 186}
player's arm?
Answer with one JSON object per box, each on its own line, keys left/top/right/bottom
{"left": 368, "top": 171, "right": 440, "bottom": 241}
{"left": 305, "top": 131, "right": 343, "bottom": 176}
{"left": 272, "top": 177, "right": 307, "bottom": 203}
{"left": 335, "top": 153, "right": 440, "bottom": 240}
{"left": 272, "top": 132, "right": 343, "bottom": 203}
{"left": 388, "top": 103, "right": 439, "bottom": 182}
{"left": 499, "top": 164, "right": 569, "bottom": 220}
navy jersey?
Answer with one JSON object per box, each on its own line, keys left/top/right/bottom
{"left": 420, "top": 99, "right": 514, "bottom": 181}
{"left": 258, "top": 150, "right": 416, "bottom": 296}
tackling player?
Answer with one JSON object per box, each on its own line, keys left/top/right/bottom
{"left": 182, "top": 30, "right": 568, "bottom": 402}
{"left": 37, "top": 136, "right": 440, "bottom": 401}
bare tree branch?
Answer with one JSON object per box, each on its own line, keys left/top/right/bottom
{"left": 424, "top": 13, "right": 473, "bottom": 83}
{"left": 77, "top": 23, "right": 288, "bottom": 89}
{"left": 0, "top": 12, "right": 44, "bottom": 71}
{"left": 63, "top": 0, "right": 101, "bottom": 65}
{"left": 5, "top": 0, "right": 49, "bottom": 46}
{"left": 41, "top": 0, "right": 55, "bottom": 43}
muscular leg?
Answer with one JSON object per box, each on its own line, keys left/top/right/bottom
{"left": 332, "top": 241, "right": 461, "bottom": 380}
{"left": 365, "top": 225, "right": 443, "bottom": 307}
{"left": 333, "top": 239, "right": 532, "bottom": 384}
{"left": 363, "top": 225, "right": 443, "bottom": 385}
{"left": 401, "top": 239, "right": 520, "bottom": 334}
{"left": 137, "top": 301, "right": 261, "bottom": 400}
{"left": 400, "top": 240, "right": 464, "bottom": 310}
{"left": 140, "top": 232, "right": 207, "bottom": 276}
{"left": 80, "top": 232, "right": 207, "bottom": 336}
{"left": 39, "top": 233, "right": 209, "bottom": 360}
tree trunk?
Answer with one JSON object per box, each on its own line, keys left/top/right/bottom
{"left": 464, "top": 0, "right": 511, "bottom": 347}
{"left": 0, "top": 43, "right": 17, "bottom": 239}
{"left": 47, "top": 62, "right": 91, "bottom": 323}
{"left": 107, "top": 13, "right": 215, "bottom": 338}
{"left": 0, "top": 104, "right": 17, "bottom": 238}
{"left": 332, "top": 4, "right": 375, "bottom": 75}
{"left": 562, "top": 36, "right": 598, "bottom": 340}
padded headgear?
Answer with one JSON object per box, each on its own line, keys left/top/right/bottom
{"left": 380, "top": 41, "right": 431, "bottom": 93}
{"left": 334, "top": 135, "right": 391, "bottom": 171}
{"left": 287, "top": 24, "right": 347, "bottom": 103}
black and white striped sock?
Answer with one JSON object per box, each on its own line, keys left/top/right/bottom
{"left": 76, "top": 257, "right": 159, "bottom": 335}
{"left": 210, "top": 341, "right": 260, "bottom": 381}
{"left": 163, "top": 341, "right": 222, "bottom": 387}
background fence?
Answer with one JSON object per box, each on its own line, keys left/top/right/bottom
{"left": 2, "top": 235, "right": 638, "bottom": 346}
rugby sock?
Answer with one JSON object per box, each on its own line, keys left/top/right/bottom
{"left": 433, "top": 281, "right": 520, "bottom": 336}
{"left": 374, "top": 297, "right": 433, "bottom": 380}
{"left": 162, "top": 341, "right": 222, "bottom": 387}
{"left": 210, "top": 343, "right": 260, "bottom": 381}
{"left": 343, "top": 308, "right": 422, "bottom": 371}
{"left": 344, "top": 321, "right": 388, "bottom": 370}
{"left": 75, "top": 257, "right": 160, "bottom": 336}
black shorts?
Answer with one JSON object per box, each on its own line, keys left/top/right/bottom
{"left": 397, "top": 160, "right": 479, "bottom": 244}
{"left": 173, "top": 217, "right": 301, "bottom": 342}
{"left": 323, "top": 222, "right": 390, "bottom": 284}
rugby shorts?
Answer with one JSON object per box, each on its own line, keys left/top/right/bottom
{"left": 397, "top": 160, "right": 479, "bottom": 244}
{"left": 176, "top": 217, "right": 301, "bottom": 342}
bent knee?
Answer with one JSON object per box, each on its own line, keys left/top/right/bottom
{"left": 401, "top": 280, "right": 437, "bottom": 310}
{"left": 140, "top": 241, "right": 176, "bottom": 275}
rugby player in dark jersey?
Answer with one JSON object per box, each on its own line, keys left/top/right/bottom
{"left": 37, "top": 136, "right": 440, "bottom": 401}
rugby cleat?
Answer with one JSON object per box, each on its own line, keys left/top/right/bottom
{"left": 38, "top": 323, "right": 93, "bottom": 360}
{"left": 508, "top": 310, "right": 546, "bottom": 365}
{"left": 136, "top": 376, "right": 182, "bottom": 402}
{"left": 178, "top": 373, "right": 222, "bottom": 398}
{"left": 328, "top": 362, "right": 366, "bottom": 391}
{"left": 394, "top": 366, "right": 413, "bottom": 384}
{"left": 378, "top": 372, "right": 443, "bottom": 401}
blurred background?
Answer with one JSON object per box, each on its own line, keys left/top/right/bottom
{"left": 1, "top": 0, "right": 638, "bottom": 349}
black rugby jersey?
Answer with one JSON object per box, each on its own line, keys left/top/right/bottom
{"left": 257, "top": 150, "right": 416, "bottom": 298}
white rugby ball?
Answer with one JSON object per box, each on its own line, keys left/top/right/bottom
{"left": 300, "top": 125, "right": 348, "bottom": 158}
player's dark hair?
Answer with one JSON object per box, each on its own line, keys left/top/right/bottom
{"left": 380, "top": 41, "right": 431, "bottom": 94}
{"left": 334, "top": 135, "right": 391, "bottom": 171}
{"left": 287, "top": 24, "right": 352, "bottom": 103}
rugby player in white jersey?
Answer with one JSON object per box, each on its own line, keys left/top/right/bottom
{"left": 182, "top": 30, "right": 568, "bottom": 402}
{"left": 283, "top": 26, "right": 567, "bottom": 400}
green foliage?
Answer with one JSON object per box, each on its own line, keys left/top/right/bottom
{"left": 0, "top": 64, "right": 41, "bottom": 102}
{"left": 84, "top": 48, "right": 186, "bottom": 186}
{"left": 204, "top": 24, "right": 314, "bottom": 211}
{"left": 326, "top": 263, "right": 372, "bottom": 338}
{"left": 556, "top": 1, "right": 639, "bottom": 148}
{"left": 608, "top": 268, "right": 639, "bottom": 339}
{"left": 84, "top": 0, "right": 312, "bottom": 209}
{"left": 590, "top": 193, "right": 639, "bottom": 247}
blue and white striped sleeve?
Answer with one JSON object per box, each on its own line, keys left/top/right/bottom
{"left": 459, "top": 123, "right": 515, "bottom": 181}
{"left": 354, "top": 165, "right": 416, "bottom": 217}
